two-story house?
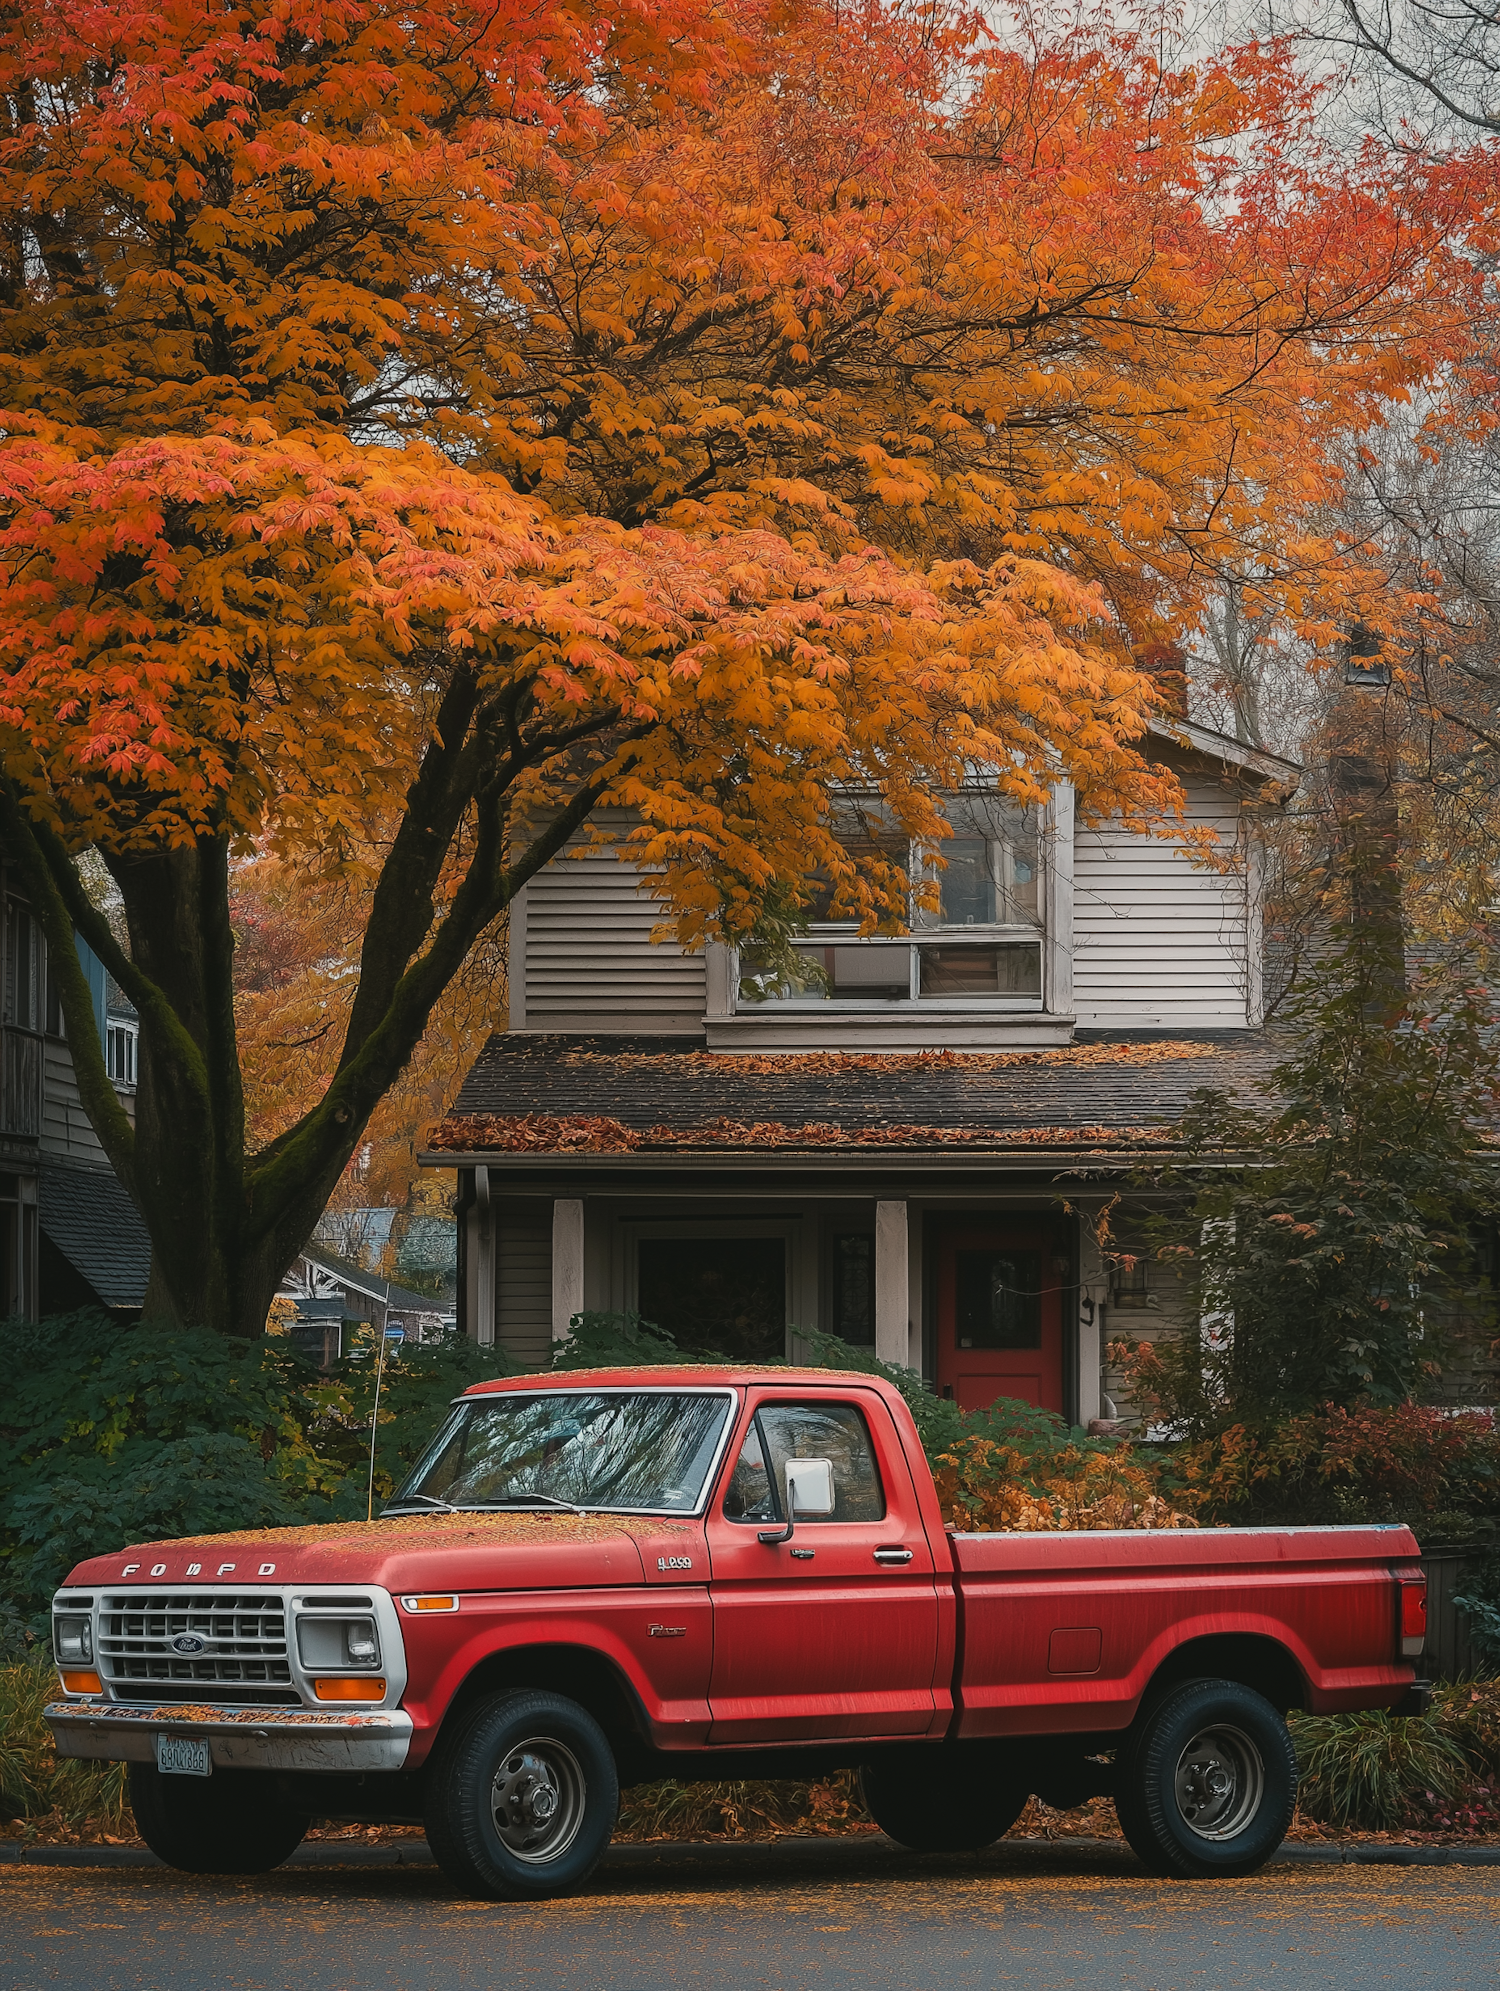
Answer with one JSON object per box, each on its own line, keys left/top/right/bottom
{"left": 0, "top": 856, "right": 150, "bottom": 1321}
{"left": 422, "top": 720, "right": 1296, "bottom": 1425}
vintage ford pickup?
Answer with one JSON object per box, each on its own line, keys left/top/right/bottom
{"left": 45, "top": 1366, "right": 1428, "bottom": 1897}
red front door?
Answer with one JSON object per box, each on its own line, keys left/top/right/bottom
{"left": 934, "top": 1224, "right": 1064, "bottom": 1414}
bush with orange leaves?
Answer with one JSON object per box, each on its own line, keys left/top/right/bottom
{"left": 931, "top": 1434, "right": 1199, "bottom": 1533}
{"left": 1166, "top": 1402, "right": 1500, "bottom": 1527}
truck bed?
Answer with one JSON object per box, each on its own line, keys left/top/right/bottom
{"left": 947, "top": 1523, "right": 1420, "bottom": 1734}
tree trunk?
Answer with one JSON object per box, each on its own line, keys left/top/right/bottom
{"left": 3, "top": 699, "right": 634, "bottom": 1338}
{"left": 109, "top": 839, "right": 366, "bottom": 1337}
{"left": 1326, "top": 689, "right": 1404, "bottom": 1019}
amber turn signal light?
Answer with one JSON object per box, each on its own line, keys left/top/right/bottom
{"left": 400, "top": 1594, "right": 458, "bottom": 1613}
{"left": 60, "top": 1670, "right": 102, "bottom": 1695}
{"left": 313, "top": 1677, "right": 386, "bottom": 1702}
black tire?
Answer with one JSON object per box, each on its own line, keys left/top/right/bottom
{"left": 128, "top": 1763, "right": 309, "bottom": 1875}
{"left": 860, "top": 1751, "right": 1028, "bottom": 1853}
{"left": 1115, "top": 1678, "right": 1296, "bottom": 1879}
{"left": 424, "top": 1689, "right": 618, "bottom": 1900}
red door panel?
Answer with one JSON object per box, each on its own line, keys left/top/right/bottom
{"left": 934, "top": 1224, "right": 1064, "bottom": 1415}
{"left": 705, "top": 1393, "right": 941, "bottom": 1744}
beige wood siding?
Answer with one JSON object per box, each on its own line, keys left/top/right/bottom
{"left": 42, "top": 1042, "right": 112, "bottom": 1162}
{"left": 520, "top": 849, "right": 707, "bottom": 1036}
{"left": 498, "top": 1220, "right": 554, "bottom": 1373}
{"left": 1072, "top": 772, "right": 1252, "bottom": 1030}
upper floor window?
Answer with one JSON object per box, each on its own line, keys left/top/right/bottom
{"left": 4, "top": 900, "right": 41, "bottom": 1032}
{"left": 106, "top": 1017, "right": 138, "bottom": 1088}
{"left": 738, "top": 796, "right": 1044, "bottom": 1008}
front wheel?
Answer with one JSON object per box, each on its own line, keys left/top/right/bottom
{"left": 424, "top": 1689, "right": 619, "bottom": 1900}
{"left": 128, "top": 1764, "right": 309, "bottom": 1874}
{"left": 1115, "top": 1678, "right": 1296, "bottom": 1878}
{"left": 860, "top": 1750, "right": 1028, "bottom": 1853}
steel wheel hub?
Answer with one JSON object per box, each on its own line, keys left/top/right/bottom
{"left": 1172, "top": 1723, "right": 1264, "bottom": 1842}
{"left": 490, "top": 1737, "right": 586, "bottom": 1863}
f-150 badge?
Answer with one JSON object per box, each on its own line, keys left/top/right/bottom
{"left": 657, "top": 1555, "right": 692, "bottom": 1571}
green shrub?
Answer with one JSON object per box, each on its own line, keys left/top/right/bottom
{"left": 1454, "top": 1552, "right": 1500, "bottom": 1673}
{"left": 1432, "top": 1681, "right": 1500, "bottom": 1778}
{"left": 1124, "top": 941, "right": 1500, "bottom": 1431}
{"left": 303, "top": 1328, "right": 514, "bottom": 1499}
{"left": 0, "top": 1658, "right": 129, "bottom": 1839}
{"left": 1290, "top": 1706, "right": 1476, "bottom": 1829}
{"left": 552, "top": 1310, "right": 689, "bottom": 1370}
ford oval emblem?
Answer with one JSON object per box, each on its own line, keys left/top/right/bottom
{"left": 170, "top": 1633, "right": 206, "bottom": 1656}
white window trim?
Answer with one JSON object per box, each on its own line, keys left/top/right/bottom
{"left": 106, "top": 1016, "right": 139, "bottom": 1090}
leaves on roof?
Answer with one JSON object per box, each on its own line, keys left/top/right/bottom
{"left": 557, "top": 1043, "right": 1220, "bottom": 1077}
{"left": 426, "top": 1113, "right": 1175, "bottom": 1154}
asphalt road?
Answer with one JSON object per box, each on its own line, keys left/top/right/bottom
{"left": 5, "top": 1838, "right": 1500, "bottom": 1991}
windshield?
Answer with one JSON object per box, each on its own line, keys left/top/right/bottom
{"left": 387, "top": 1390, "right": 735, "bottom": 1516}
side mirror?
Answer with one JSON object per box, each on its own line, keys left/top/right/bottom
{"left": 785, "top": 1457, "right": 836, "bottom": 1518}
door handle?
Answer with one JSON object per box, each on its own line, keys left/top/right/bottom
{"left": 873, "top": 1546, "right": 914, "bottom": 1564}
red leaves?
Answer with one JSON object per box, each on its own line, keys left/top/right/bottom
{"left": 591, "top": 1043, "right": 1220, "bottom": 1077}
{"left": 425, "top": 1112, "right": 1176, "bottom": 1154}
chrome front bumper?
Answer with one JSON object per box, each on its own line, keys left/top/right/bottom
{"left": 44, "top": 1702, "right": 414, "bottom": 1773}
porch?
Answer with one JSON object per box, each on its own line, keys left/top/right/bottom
{"left": 420, "top": 1032, "right": 1270, "bottom": 1422}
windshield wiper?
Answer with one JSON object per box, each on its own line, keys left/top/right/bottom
{"left": 381, "top": 1493, "right": 454, "bottom": 1514}
{"left": 457, "top": 1494, "right": 585, "bottom": 1514}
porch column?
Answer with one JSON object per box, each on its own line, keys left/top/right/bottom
{"left": 551, "top": 1198, "right": 585, "bottom": 1342}
{"left": 1074, "top": 1198, "right": 1106, "bottom": 1425}
{"left": 874, "top": 1200, "right": 909, "bottom": 1368}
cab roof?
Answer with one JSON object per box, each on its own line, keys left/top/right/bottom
{"left": 462, "top": 1365, "right": 903, "bottom": 1397}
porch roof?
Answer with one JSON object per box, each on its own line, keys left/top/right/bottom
{"left": 421, "top": 1031, "right": 1276, "bottom": 1167}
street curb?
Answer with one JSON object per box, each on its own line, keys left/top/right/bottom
{"left": 5, "top": 1833, "right": 1500, "bottom": 1871}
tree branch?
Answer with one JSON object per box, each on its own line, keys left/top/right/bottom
{"left": 245, "top": 748, "right": 644, "bottom": 1243}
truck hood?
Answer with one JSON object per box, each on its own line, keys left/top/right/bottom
{"left": 62, "top": 1511, "right": 690, "bottom": 1594}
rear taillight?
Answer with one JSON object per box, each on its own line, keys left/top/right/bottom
{"left": 1397, "top": 1576, "right": 1427, "bottom": 1660}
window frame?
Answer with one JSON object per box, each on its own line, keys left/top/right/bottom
{"left": 403, "top": 1384, "right": 742, "bottom": 1520}
{"left": 106, "top": 1017, "right": 139, "bottom": 1089}
{"left": 728, "top": 786, "right": 1069, "bottom": 1017}
{"left": 720, "top": 1399, "right": 888, "bottom": 1527}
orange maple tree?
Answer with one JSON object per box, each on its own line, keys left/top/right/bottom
{"left": 0, "top": 0, "right": 1477, "bottom": 1333}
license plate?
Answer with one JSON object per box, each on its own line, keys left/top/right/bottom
{"left": 155, "top": 1733, "right": 211, "bottom": 1777}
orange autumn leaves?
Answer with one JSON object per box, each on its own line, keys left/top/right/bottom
{"left": 0, "top": 0, "right": 1480, "bottom": 942}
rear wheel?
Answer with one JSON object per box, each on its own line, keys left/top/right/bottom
{"left": 424, "top": 1689, "right": 618, "bottom": 1900}
{"left": 128, "top": 1764, "right": 309, "bottom": 1874}
{"left": 1115, "top": 1678, "right": 1296, "bottom": 1878}
{"left": 860, "top": 1751, "right": 1028, "bottom": 1853}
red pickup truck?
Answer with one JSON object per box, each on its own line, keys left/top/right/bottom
{"left": 45, "top": 1365, "right": 1427, "bottom": 1898}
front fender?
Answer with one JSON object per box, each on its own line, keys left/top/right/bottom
{"left": 398, "top": 1586, "right": 712, "bottom": 1766}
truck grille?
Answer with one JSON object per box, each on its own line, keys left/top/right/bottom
{"left": 100, "top": 1590, "right": 295, "bottom": 1702}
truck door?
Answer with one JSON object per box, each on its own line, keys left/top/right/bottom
{"left": 704, "top": 1392, "right": 941, "bottom": 1744}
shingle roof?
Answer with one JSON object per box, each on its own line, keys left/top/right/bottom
{"left": 38, "top": 1158, "right": 151, "bottom": 1306}
{"left": 426, "top": 1031, "right": 1278, "bottom": 1158}
{"left": 299, "top": 1243, "right": 450, "bottom": 1315}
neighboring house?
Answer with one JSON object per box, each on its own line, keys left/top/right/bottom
{"left": 0, "top": 858, "right": 150, "bottom": 1320}
{"left": 275, "top": 1243, "right": 456, "bottom": 1366}
{"left": 422, "top": 720, "right": 1297, "bottom": 1424}
{"left": 312, "top": 1204, "right": 458, "bottom": 1303}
